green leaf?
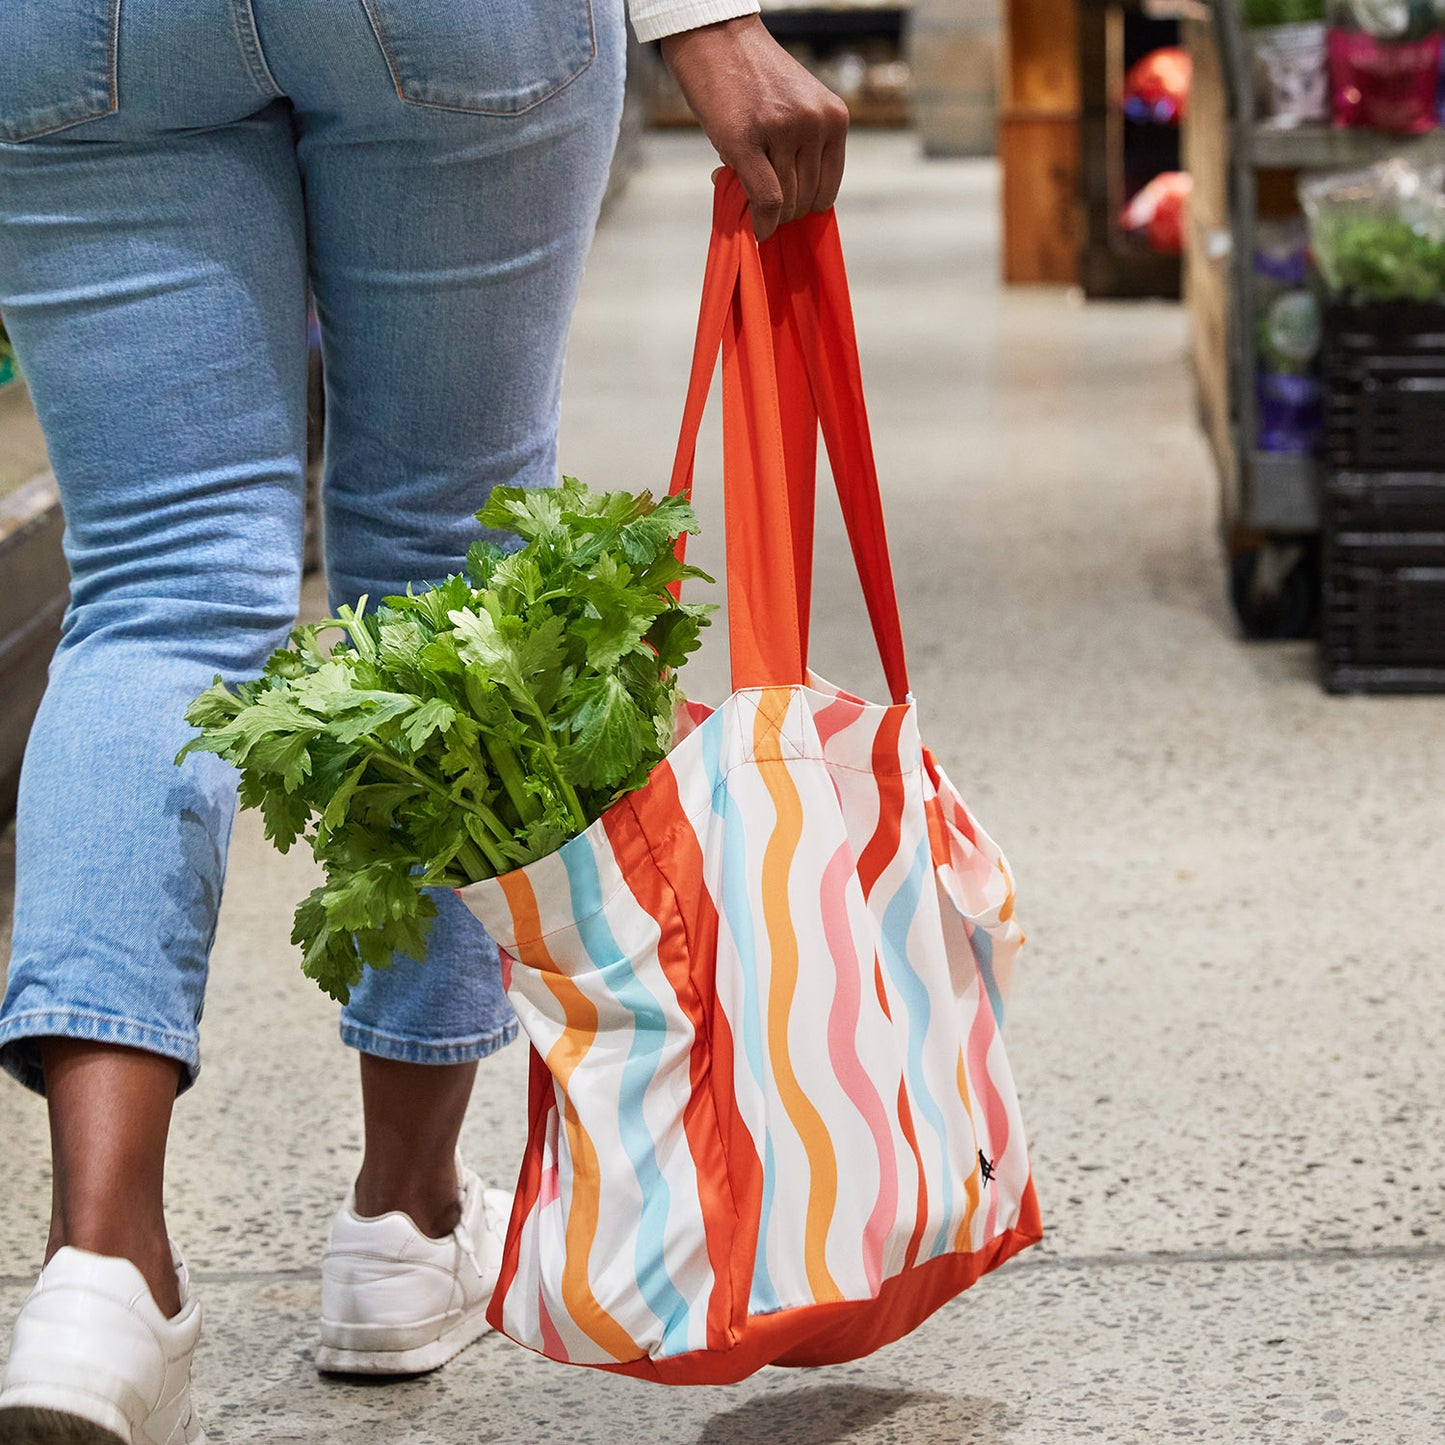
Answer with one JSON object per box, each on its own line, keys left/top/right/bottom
{"left": 321, "top": 760, "right": 371, "bottom": 831}
{"left": 183, "top": 677, "right": 246, "bottom": 731}
{"left": 328, "top": 694, "right": 417, "bottom": 744}
{"left": 557, "top": 673, "right": 650, "bottom": 789}
{"left": 449, "top": 607, "right": 567, "bottom": 708}
{"left": 259, "top": 787, "right": 311, "bottom": 852}
{"left": 466, "top": 539, "right": 506, "bottom": 590}
{"left": 475, "top": 485, "right": 564, "bottom": 543}
{"left": 402, "top": 698, "right": 458, "bottom": 751}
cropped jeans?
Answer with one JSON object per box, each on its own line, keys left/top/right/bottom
{"left": 0, "top": 0, "right": 626, "bottom": 1094}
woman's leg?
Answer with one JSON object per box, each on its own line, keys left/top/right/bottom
{"left": 42, "top": 1043, "right": 184, "bottom": 1315}
{"left": 0, "top": 42, "right": 308, "bottom": 1308}
{"left": 251, "top": 0, "right": 627, "bottom": 1209}
{"left": 352, "top": 1057, "right": 478, "bottom": 1238}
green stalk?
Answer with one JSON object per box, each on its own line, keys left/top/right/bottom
{"left": 482, "top": 732, "right": 543, "bottom": 828}
{"left": 359, "top": 741, "right": 514, "bottom": 849}
{"left": 454, "top": 837, "right": 496, "bottom": 882}
{"left": 514, "top": 699, "right": 589, "bottom": 831}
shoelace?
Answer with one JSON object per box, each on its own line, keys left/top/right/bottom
{"left": 455, "top": 1222, "right": 484, "bottom": 1281}
{"left": 453, "top": 1191, "right": 487, "bottom": 1285}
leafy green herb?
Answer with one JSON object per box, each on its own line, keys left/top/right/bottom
{"left": 178, "top": 478, "right": 714, "bottom": 1003}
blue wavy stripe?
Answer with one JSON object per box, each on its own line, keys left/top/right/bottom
{"left": 879, "top": 834, "right": 958, "bottom": 1260}
{"left": 706, "top": 719, "right": 783, "bottom": 1316}
{"left": 562, "top": 841, "right": 694, "bottom": 1355}
{"left": 971, "top": 924, "right": 1005, "bottom": 1027}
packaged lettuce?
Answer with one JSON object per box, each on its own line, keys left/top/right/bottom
{"left": 1301, "top": 159, "right": 1445, "bottom": 299}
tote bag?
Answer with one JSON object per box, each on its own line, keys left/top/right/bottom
{"left": 458, "top": 171, "right": 1042, "bottom": 1385}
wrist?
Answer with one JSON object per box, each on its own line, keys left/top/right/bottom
{"left": 660, "top": 13, "right": 766, "bottom": 65}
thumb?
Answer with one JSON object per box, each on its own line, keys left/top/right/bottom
{"left": 722, "top": 146, "right": 785, "bottom": 240}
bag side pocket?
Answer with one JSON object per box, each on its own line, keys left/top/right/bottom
{"left": 360, "top": 0, "right": 596, "bottom": 117}
{"left": 0, "top": 0, "right": 120, "bottom": 143}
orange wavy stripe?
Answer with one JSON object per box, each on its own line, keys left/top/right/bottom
{"left": 499, "top": 870, "right": 639, "bottom": 1363}
{"left": 951, "top": 1047, "right": 983, "bottom": 1254}
{"left": 753, "top": 691, "right": 843, "bottom": 1303}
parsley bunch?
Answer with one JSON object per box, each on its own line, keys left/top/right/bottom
{"left": 178, "top": 479, "right": 714, "bottom": 1002}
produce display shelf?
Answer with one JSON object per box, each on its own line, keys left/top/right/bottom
{"left": 760, "top": 5, "right": 907, "bottom": 42}
{"left": 1251, "top": 124, "right": 1445, "bottom": 172}
{"left": 1248, "top": 451, "right": 1321, "bottom": 532}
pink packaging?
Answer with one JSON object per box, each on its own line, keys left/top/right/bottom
{"left": 1328, "top": 28, "right": 1443, "bottom": 134}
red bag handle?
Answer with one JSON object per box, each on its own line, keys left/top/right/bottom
{"left": 668, "top": 171, "right": 911, "bottom": 702}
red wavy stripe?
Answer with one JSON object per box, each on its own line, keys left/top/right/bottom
{"left": 856, "top": 708, "right": 908, "bottom": 902}
{"left": 605, "top": 779, "right": 742, "bottom": 1353}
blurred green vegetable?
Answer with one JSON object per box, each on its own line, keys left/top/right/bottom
{"left": 1314, "top": 216, "right": 1445, "bottom": 299}
{"left": 1243, "top": 0, "right": 1325, "bottom": 24}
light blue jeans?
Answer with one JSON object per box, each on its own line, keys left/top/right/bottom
{"left": 0, "top": 0, "right": 626, "bottom": 1094}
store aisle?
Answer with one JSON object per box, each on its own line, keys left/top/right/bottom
{"left": 1, "top": 133, "right": 1442, "bottom": 1444}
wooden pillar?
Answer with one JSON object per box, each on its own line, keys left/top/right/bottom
{"left": 1000, "top": 0, "right": 1081, "bottom": 284}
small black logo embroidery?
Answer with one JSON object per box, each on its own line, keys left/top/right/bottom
{"left": 978, "top": 1151, "right": 996, "bottom": 1184}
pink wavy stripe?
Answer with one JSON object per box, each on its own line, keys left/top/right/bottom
{"left": 966, "top": 990, "right": 1009, "bottom": 1241}
{"left": 539, "top": 1155, "right": 560, "bottom": 1211}
{"left": 812, "top": 695, "right": 861, "bottom": 750}
{"left": 819, "top": 842, "right": 898, "bottom": 1294}
{"left": 537, "top": 1289, "right": 569, "bottom": 1362}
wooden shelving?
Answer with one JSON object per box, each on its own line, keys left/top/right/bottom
{"left": 1001, "top": 0, "right": 1081, "bottom": 284}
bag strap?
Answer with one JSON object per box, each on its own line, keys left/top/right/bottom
{"left": 765, "top": 208, "right": 911, "bottom": 703}
{"left": 668, "top": 171, "right": 911, "bottom": 701}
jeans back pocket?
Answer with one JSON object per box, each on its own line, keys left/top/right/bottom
{"left": 360, "top": 0, "right": 596, "bottom": 117}
{"left": 0, "top": 0, "right": 120, "bottom": 143}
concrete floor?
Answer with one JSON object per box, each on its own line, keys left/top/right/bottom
{"left": 3, "top": 132, "right": 1444, "bottom": 1444}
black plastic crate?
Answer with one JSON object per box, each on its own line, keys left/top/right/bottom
{"left": 1322, "top": 471, "right": 1445, "bottom": 693}
{"left": 1323, "top": 300, "right": 1445, "bottom": 473}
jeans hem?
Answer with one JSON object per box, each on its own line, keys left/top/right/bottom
{"left": 338, "top": 1016, "right": 520, "bottom": 1066}
{"left": 0, "top": 1009, "right": 201, "bottom": 1099}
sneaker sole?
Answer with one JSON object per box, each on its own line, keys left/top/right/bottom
{"left": 315, "top": 1306, "right": 494, "bottom": 1377}
{"left": 0, "top": 1401, "right": 131, "bottom": 1445}
{"left": 0, "top": 1391, "right": 206, "bottom": 1445}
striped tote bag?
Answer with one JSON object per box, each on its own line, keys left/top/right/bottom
{"left": 457, "top": 172, "right": 1042, "bottom": 1385}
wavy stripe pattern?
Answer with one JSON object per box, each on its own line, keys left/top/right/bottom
{"left": 461, "top": 675, "right": 1036, "bottom": 1377}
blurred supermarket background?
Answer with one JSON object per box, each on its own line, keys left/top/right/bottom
{"left": 11, "top": 1, "right": 1445, "bottom": 813}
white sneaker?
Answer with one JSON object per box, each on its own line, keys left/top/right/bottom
{"left": 316, "top": 1162, "right": 510, "bottom": 1377}
{"left": 0, "top": 1246, "right": 204, "bottom": 1445}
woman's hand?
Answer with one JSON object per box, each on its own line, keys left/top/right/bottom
{"left": 660, "top": 16, "right": 849, "bottom": 240}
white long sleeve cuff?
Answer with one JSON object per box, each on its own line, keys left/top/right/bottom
{"left": 628, "top": 0, "right": 762, "bottom": 43}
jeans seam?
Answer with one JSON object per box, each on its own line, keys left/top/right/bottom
{"left": 0, "top": 0, "right": 122, "bottom": 144}
{"left": 230, "top": 0, "right": 284, "bottom": 100}
{"left": 105, "top": 0, "right": 121, "bottom": 113}
{"left": 0, "top": 1006, "right": 199, "bottom": 1051}
{"left": 340, "top": 1016, "right": 519, "bottom": 1061}
{"left": 357, "top": 0, "right": 597, "bottom": 118}
{"left": 0, "top": 1009, "right": 203, "bottom": 1097}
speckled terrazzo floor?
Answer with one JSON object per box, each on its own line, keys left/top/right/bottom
{"left": 2, "top": 133, "right": 1443, "bottom": 1444}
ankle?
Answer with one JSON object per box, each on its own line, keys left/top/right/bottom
{"left": 46, "top": 1223, "right": 181, "bottom": 1319}
{"left": 353, "top": 1164, "right": 461, "bottom": 1240}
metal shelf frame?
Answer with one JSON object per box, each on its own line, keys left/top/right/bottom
{"left": 1201, "top": 2, "right": 1329, "bottom": 538}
